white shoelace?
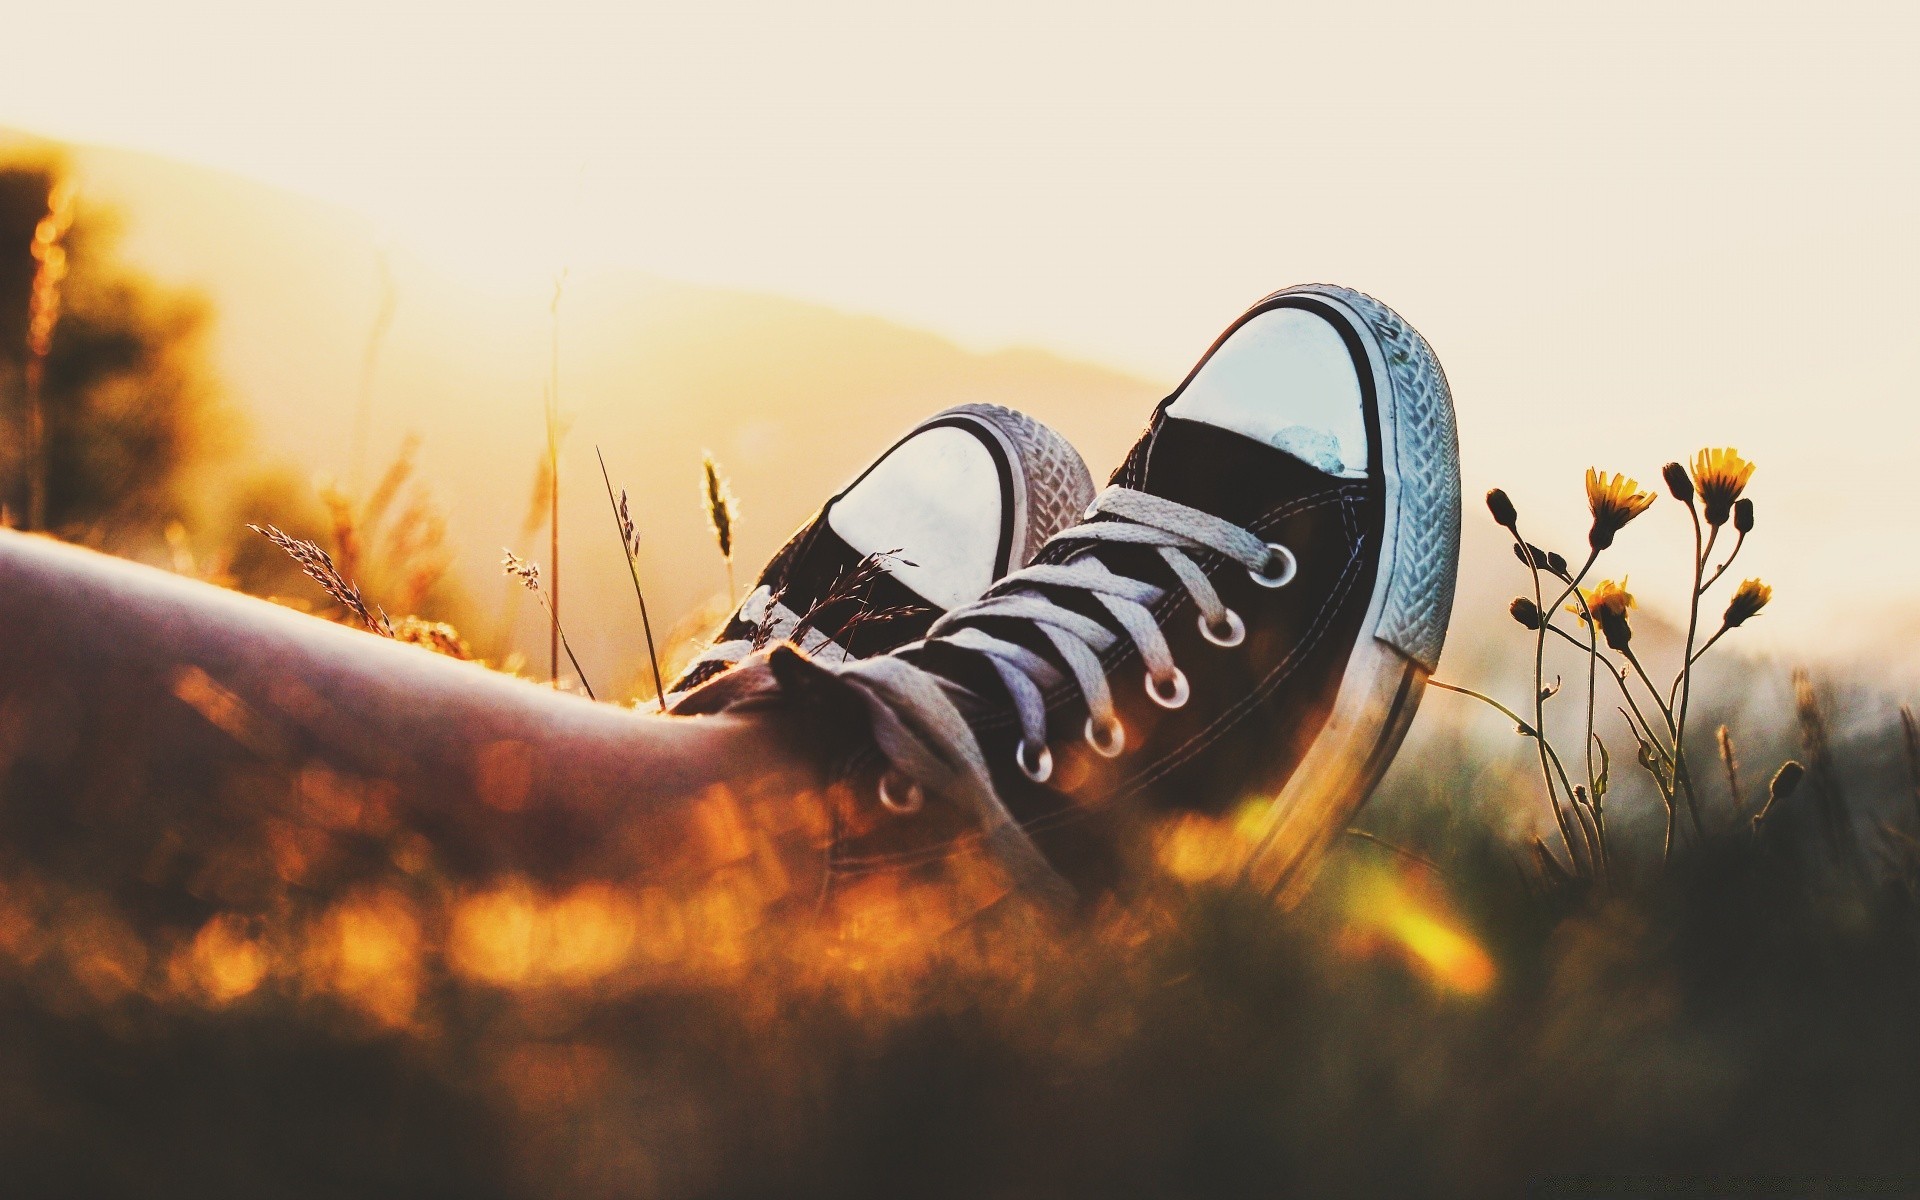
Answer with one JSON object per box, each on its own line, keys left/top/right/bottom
{"left": 802, "top": 486, "right": 1294, "bottom": 904}
{"left": 698, "top": 481, "right": 1297, "bottom": 902}
{"left": 909, "top": 487, "right": 1294, "bottom": 781}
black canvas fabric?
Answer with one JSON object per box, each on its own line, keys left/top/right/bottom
{"left": 832, "top": 298, "right": 1392, "bottom": 894}
{"left": 666, "top": 411, "right": 1028, "bottom": 697}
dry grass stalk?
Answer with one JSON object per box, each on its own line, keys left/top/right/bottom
{"left": 361, "top": 434, "right": 418, "bottom": 537}
{"left": 703, "top": 452, "right": 738, "bottom": 604}
{"left": 1793, "top": 670, "right": 1862, "bottom": 875}
{"left": 381, "top": 486, "right": 452, "bottom": 616}
{"left": 503, "top": 550, "right": 593, "bottom": 700}
{"left": 596, "top": 448, "right": 667, "bottom": 709}
{"left": 544, "top": 272, "right": 567, "bottom": 688}
{"left": 782, "top": 550, "right": 921, "bottom": 657}
{"left": 23, "top": 176, "right": 77, "bottom": 532}
{"left": 320, "top": 486, "right": 362, "bottom": 587}
{"left": 249, "top": 524, "right": 393, "bottom": 637}
{"left": 347, "top": 255, "right": 396, "bottom": 495}
{"left": 1718, "top": 725, "right": 1742, "bottom": 815}
{"left": 314, "top": 436, "right": 448, "bottom": 619}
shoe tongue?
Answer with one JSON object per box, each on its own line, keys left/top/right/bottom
{"left": 909, "top": 413, "right": 1351, "bottom": 723}
{"left": 1136, "top": 413, "right": 1344, "bottom": 528}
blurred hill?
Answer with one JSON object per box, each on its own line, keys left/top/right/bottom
{"left": 0, "top": 129, "right": 1173, "bottom": 692}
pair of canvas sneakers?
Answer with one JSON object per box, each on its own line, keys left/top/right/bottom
{"left": 671, "top": 284, "right": 1460, "bottom": 907}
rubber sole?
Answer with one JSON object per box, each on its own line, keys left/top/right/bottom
{"left": 935, "top": 403, "right": 1098, "bottom": 573}
{"left": 1241, "top": 284, "right": 1461, "bottom": 903}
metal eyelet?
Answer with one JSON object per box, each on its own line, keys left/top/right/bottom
{"left": 1198, "top": 608, "right": 1246, "bottom": 647}
{"left": 1248, "top": 543, "right": 1297, "bottom": 589}
{"left": 1084, "top": 715, "right": 1126, "bottom": 758}
{"left": 1145, "top": 667, "right": 1190, "bottom": 709}
{"left": 1015, "top": 739, "right": 1054, "bottom": 783}
{"left": 877, "top": 773, "right": 924, "bottom": 815}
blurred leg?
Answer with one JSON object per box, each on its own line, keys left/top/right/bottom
{"left": 0, "top": 530, "right": 829, "bottom": 908}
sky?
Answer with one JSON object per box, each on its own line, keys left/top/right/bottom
{"left": 5, "top": 0, "right": 1920, "bottom": 659}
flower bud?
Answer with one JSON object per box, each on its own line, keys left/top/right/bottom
{"left": 1734, "top": 498, "right": 1754, "bottom": 534}
{"left": 1597, "top": 608, "right": 1632, "bottom": 652}
{"left": 1486, "top": 488, "right": 1518, "bottom": 529}
{"left": 1662, "top": 461, "right": 1694, "bottom": 503}
{"left": 1509, "top": 597, "right": 1543, "bottom": 629}
{"left": 1576, "top": 580, "right": 1635, "bottom": 652}
{"left": 1723, "top": 578, "right": 1772, "bottom": 628}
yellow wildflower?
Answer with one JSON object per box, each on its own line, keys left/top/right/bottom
{"left": 1723, "top": 578, "right": 1772, "bottom": 628}
{"left": 1584, "top": 470, "right": 1656, "bottom": 550}
{"left": 1690, "top": 448, "right": 1756, "bottom": 527}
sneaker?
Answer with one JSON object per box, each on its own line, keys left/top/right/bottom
{"left": 803, "top": 285, "right": 1461, "bottom": 903}
{"left": 667, "top": 404, "right": 1096, "bottom": 700}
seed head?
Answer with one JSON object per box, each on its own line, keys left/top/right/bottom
{"left": 1690, "top": 447, "right": 1756, "bottom": 527}
{"left": 703, "top": 453, "right": 737, "bottom": 561}
{"left": 1723, "top": 578, "right": 1772, "bottom": 628}
{"left": 502, "top": 549, "right": 540, "bottom": 591}
{"left": 1485, "top": 488, "right": 1518, "bottom": 529}
{"left": 1584, "top": 469, "right": 1656, "bottom": 551}
{"left": 251, "top": 523, "right": 392, "bottom": 636}
{"left": 617, "top": 487, "right": 639, "bottom": 557}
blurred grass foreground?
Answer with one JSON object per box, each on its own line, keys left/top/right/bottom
{"left": 3, "top": 152, "right": 1920, "bottom": 1199}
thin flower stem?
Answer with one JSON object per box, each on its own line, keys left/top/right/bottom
{"left": 1622, "top": 640, "right": 1685, "bottom": 857}
{"left": 1562, "top": 584, "right": 1606, "bottom": 880}
{"left": 1430, "top": 676, "right": 1587, "bottom": 870}
{"left": 1700, "top": 527, "right": 1746, "bottom": 593}
{"left": 1688, "top": 622, "right": 1732, "bottom": 666}
{"left": 1546, "top": 621, "right": 1668, "bottom": 753}
{"left": 1622, "top": 644, "right": 1677, "bottom": 739}
{"left": 1343, "top": 828, "right": 1448, "bottom": 876}
{"left": 534, "top": 590, "right": 595, "bottom": 701}
{"left": 1547, "top": 548, "right": 1602, "bottom": 876}
{"left": 1430, "top": 678, "right": 1529, "bottom": 727}
{"left": 1605, "top": 663, "right": 1674, "bottom": 769}
{"left": 1515, "top": 530, "right": 1595, "bottom": 875}
{"left": 1672, "top": 508, "right": 1711, "bottom": 839}
{"left": 1671, "top": 528, "right": 1729, "bottom": 710}
{"left": 1570, "top": 790, "right": 1603, "bottom": 881}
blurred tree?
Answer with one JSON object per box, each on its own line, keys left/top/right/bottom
{"left": 0, "top": 154, "right": 231, "bottom": 547}
{"left": 0, "top": 151, "right": 476, "bottom": 643}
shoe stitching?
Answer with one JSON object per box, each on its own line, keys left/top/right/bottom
{"left": 827, "top": 535, "right": 1365, "bottom": 875}
{"left": 962, "top": 484, "right": 1360, "bottom": 738}
{"left": 826, "top": 491, "right": 1369, "bottom": 874}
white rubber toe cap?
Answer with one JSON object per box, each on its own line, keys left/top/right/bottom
{"left": 1166, "top": 306, "right": 1368, "bottom": 478}
{"left": 827, "top": 425, "right": 1005, "bottom": 610}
